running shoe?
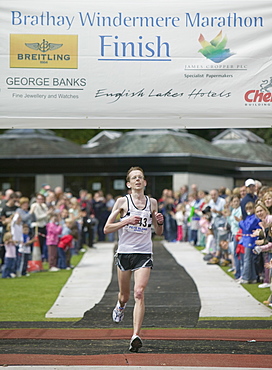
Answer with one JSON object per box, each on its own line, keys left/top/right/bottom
{"left": 129, "top": 334, "right": 143, "bottom": 353}
{"left": 112, "top": 302, "right": 126, "bottom": 323}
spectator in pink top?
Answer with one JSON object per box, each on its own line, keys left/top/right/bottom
{"left": 46, "top": 214, "right": 62, "bottom": 272}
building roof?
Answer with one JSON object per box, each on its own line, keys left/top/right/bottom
{"left": 82, "top": 130, "right": 122, "bottom": 148}
{"left": 212, "top": 128, "right": 272, "bottom": 164}
{"left": 0, "top": 128, "right": 271, "bottom": 181}
{"left": 0, "top": 129, "right": 83, "bottom": 156}
{"left": 212, "top": 128, "right": 264, "bottom": 144}
{"left": 1, "top": 127, "right": 271, "bottom": 170}
{"left": 82, "top": 129, "right": 235, "bottom": 159}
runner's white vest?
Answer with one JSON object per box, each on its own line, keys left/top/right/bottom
{"left": 117, "top": 194, "right": 153, "bottom": 254}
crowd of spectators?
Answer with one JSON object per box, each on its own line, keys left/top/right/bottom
{"left": 0, "top": 185, "right": 116, "bottom": 277}
{"left": 1, "top": 179, "right": 271, "bottom": 308}
{"left": 158, "top": 179, "right": 272, "bottom": 308}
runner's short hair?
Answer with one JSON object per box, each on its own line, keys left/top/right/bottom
{"left": 126, "top": 167, "right": 145, "bottom": 182}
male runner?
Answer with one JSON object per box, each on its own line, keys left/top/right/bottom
{"left": 104, "top": 166, "right": 164, "bottom": 352}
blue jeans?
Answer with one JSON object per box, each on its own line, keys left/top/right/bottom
{"left": 2, "top": 257, "right": 16, "bottom": 278}
{"left": 242, "top": 247, "right": 257, "bottom": 282}
{"left": 190, "top": 229, "right": 198, "bottom": 245}
{"left": 233, "top": 239, "right": 244, "bottom": 279}
{"left": 164, "top": 213, "right": 177, "bottom": 242}
{"left": 18, "top": 253, "right": 30, "bottom": 276}
{"left": 58, "top": 248, "right": 67, "bottom": 269}
{"left": 234, "top": 254, "right": 244, "bottom": 279}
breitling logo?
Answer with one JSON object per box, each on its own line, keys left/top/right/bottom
{"left": 25, "top": 39, "right": 63, "bottom": 52}
{"left": 10, "top": 34, "right": 78, "bottom": 69}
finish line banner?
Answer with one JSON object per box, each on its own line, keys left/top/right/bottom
{"left": 0, "top": 0, "right": 272, "bottom": 128}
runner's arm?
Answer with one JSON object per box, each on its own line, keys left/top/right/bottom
{"left": 104, "top": 197, "right": 141, "bottom": 234}
{"left": 151, "top": 198, "right": 164, "bottom": 235}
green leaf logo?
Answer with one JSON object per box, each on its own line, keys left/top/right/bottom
{"left": 198, "top": 31, "right": 235, "bottom": 63}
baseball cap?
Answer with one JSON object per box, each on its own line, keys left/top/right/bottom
{"left": 245, "top": 178, "right": 255, "bottom": 187}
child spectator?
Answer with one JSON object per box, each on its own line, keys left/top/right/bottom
{"left": 18, "top": 224, "right": 35, "bottom": 277}
{"left": 58, "top": 234, "right": 73, "bottom": 270}
{"left": 202, "top": 226, "right": 215, "bottom": 256}
{"left": 218, "top": 239, "right": 232, "bottom": 266}
{"left": 2, "top": 232, "right": 16, "bottom": 278}
{"left": 234, "top": 228, "right": 245, "bottom": 280}
{"left": 10, "top": 212, "right": 23, "bottom": 275}
{"left": 228, "top": 195, "right": 242, "bottom": 273}
{"left": 60, "top": 208, "right": 69, "bottom": 227}
{"left": 187, "top": 193, "right": 200, "bottom": 245}
{"left": 46, "top": 214, "right": 62, "bottom": 272}
{"left": 58, "top": 218, "right": 78, "bottom": 270}
{"left": 199, "top": 206, "right": 212, "bottom": 249}
{"left": 174, "top": 203, "right": 185, "bottom": 242}
{"left": 238, "top": 202, "right": 260, "bottom": 284}
{"left": 68, "top": 198, "right": 81, "bottom": 253}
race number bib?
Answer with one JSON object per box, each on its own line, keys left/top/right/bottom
{"left": 125, "top": 210, "right": 150, "bottom": 234}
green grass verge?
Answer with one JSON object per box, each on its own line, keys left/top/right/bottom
{"left": 1, "top": 243, "right": 271, "bottom": 323}
{"left": 0, "top": 251, "right": 85, "bottom": 322}
{"left": 221, "top": 265, "right": 272, "bottom": 307}
{"left": 198, "top": 317, "right": 272, "bottom": 321}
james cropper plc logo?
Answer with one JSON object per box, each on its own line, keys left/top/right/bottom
{"left": 198, "top": 30, "right": 235, "bottom": 63}
{"left": 10, "top": 34, "right": 78, "bottom": 69}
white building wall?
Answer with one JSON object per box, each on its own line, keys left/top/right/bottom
{"left": 173, "top": 173, "right": 234, "bottom": 193}
{"left": 35, "top": 174, "right": 64, "bottom": 193}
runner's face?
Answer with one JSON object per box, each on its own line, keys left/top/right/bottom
{"left": 128, "top": 170, "right": 146, "bottom": 190}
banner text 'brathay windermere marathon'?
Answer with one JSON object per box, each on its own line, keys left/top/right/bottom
{"left": 1, "top": 1, "right": 272, "bottom": 127}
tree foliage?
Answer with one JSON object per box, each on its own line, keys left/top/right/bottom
{"left": 251, "top": 128, "right": 272, "bottom": 145}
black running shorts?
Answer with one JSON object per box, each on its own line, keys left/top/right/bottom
{"left": 115, "top": 253, "right": 153, "bottom": 271}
